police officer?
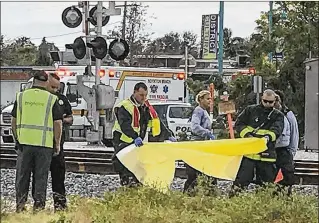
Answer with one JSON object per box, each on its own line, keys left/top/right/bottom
{"left": 47, "top": 72, "right": 73, "bottom": 211}
{"left": 11, "top": 70, "right": 63, "bottom": 212}
{"left": 183, "top": 90, "right": 217, "bottom": 194}
{"left": 274, "top": 91, "right": 299, "bottom": 196}
{"left": 112, "top": 82, "right": 176, "bottom": 187}
{"left": 231, "top": 89, "right": 284, "bottom": 194}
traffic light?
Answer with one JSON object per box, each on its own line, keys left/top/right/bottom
{"left": 87, "top": 37, "right": 108, "bottom": 60}
{"left": 65, "top": 37, "right": 86, "bottom": 60}
{"left": 108, "top": 39, "right": 130, "bottom": 61}
{"left": 61, "top": 6, "right": 82, "bottom": 28}
{"left": 89, "top": 5, "right": 110, "bottom": 26}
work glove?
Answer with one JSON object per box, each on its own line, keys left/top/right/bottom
{"left": 134, "top": 137, "right": 144, "bottom": 147}
{"left": 168, "top": 136, "right": 177, "bottom": 142}
{"left": 207, "top": 132, "right": 216, "bottom": 140}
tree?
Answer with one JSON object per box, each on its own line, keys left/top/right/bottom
{"left": 108, "top": 2, "right": 153, "bottom": 66}
{"left": 35, "top": 37, "right": 59, "bottom": 66}
{"left": 0, "top": 36, "right": 38, "bottom": 66}
{"left": 223, "top": 28, "right": 249, "bottom": 59}
{"left": 230, "top": 1, "right": 319, "bottom": 136}
{"left": 181, "top": 31, "right": 200, "bottom": 58}
{"left": 153, "top": 31, "right": 199, "bottom": 58}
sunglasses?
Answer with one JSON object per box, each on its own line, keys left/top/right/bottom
{"left": 262, "top": 99, "right": 275, "bottom": 104}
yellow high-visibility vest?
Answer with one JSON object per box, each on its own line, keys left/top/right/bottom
{"left": 16, "top": 88, "right": 57, "bottom": 148}
{"left": 113, "top": 99, "right": 160, "bottom": 143}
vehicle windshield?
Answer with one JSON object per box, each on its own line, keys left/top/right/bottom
{"left": 169, "top": 106, "right": 193, "bottom": 119}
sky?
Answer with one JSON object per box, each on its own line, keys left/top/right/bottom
{"left": 1, "top": 1, "right": 270, "bottom": 50}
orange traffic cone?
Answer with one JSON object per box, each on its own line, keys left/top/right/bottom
{"left": 274, "top": 168, "right": 284, "bottom": 183}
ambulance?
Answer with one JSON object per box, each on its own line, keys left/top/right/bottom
{"left": 0, "top": 66, "right": 193, "bottom": 144}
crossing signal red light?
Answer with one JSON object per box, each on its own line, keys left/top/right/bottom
{"left": 108, "top": 39, "right": 130, "bottom": 61}
{"left": 65, "top": 37, "right": 86, "bottom": 60}
{"left": 87, "top": 36, "right": 108, "bottom": 60}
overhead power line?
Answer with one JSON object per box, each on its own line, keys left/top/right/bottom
{"left": 30, "top": 31, "right": 82, "bottom": 41}
{"left": 29, "top": 21, "right": 122, "bottom": 41}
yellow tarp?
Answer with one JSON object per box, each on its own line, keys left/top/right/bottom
{"left": 116, "top": 138, "right": 267, "bottom": 192}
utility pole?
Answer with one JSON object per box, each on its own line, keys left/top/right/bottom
{"left": 268, "top": 1, "right": 273, "bottom": 63}
{"left": 95, "top": 1, "right": 102, "bottom": 85}
{"left": 184, "top": 44, "right": 189, "bottom": 103}
{"left": 218, "top": 1, "right": 224, "bottom": 75}
{"left": 121, "top": 1, "right": 127, "bottom": 39}
{"left": 84, "top": 1, "right": 92, "bottom": 75}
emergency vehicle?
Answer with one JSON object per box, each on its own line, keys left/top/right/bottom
{"left": 0, "top": 66, "right": 192, "bottom": 145}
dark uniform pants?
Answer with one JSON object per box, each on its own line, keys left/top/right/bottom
{"left": 50, "top": 143, "right": 67, "bottom": 210}
{"left": 275, "top": 147, "right": 295, "bottom": 195}
{"left": 183, "top": 164, "right": 217, "bottom": 194}
{"left": 112, "top": 142, "right": 140, "bottom": 187}
{"left": 15, "top": 145, "right": 53, "bottom": 212}
{"left": 232, "top": 156, "right": 277, "bottom": 191}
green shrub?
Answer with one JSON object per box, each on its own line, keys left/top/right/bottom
{"left": 1, "top": 183, "right": 318, "bottom": 223}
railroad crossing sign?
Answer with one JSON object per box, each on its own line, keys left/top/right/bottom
{"left": 218, "top": 100, "right": 236, "bottom": 115}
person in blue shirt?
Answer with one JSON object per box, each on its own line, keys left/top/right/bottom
{"left": 274, "top": 90, "right": 299, "bottom": 196}
{"left": 183, "top": 90, "right": 217, "bottom": 194}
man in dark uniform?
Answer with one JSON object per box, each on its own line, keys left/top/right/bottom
{"left": 11, "top": 70, "right": 63, "bottom": 212}
{"left": 112, "top": 82, "right": 176, "bottom": 187}
{"left": 47, "top": 72, "right": 73, "bottom": 211}
{"left": 231, "top": 89, "right": 284, "bottom": 195}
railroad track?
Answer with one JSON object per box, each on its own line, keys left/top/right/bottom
{"left": 0, "top": 146, "right": 318, "bottom": 185}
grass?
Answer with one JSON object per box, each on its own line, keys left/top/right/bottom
{"left": 1, "top": 182, "right": 318, "bottom": 223}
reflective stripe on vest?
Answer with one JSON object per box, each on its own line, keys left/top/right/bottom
{"left": 144, "top": 100, "right": 161, "bottom": 137}
{"left": 239, "top": 126, "right": 277, "bottom": 141}
{"left": 113, "top": 99, "right": 161, "bottom": 143}
{"left": 16, "top": 89, "right": 56, "bottom": 148}
{"left": 244, "top": 154, "right": 276, "bottom": 162}
{"left": 240, "top": 125, "right": 276, "bottom": 162}
{"left": 113, "top": 99, "right": 140, "bottom": 143}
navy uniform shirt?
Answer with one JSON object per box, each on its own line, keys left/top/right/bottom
{"left": 56, "top": 92, "right": 73, "bottom": 123}
{"left": 56, "top": 92, "right": 73, "bottom": 145}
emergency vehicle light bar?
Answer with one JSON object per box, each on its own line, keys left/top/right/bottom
{"left": 99, "top": 69, "right": 106, "bottom": 77}
{"left": 55, "top": 68, "right": 76, "bottom": 76}
{"left": 108, "top": 69, "right": 121, "bottom": 78}
{"left": 172, "top": 73, "right": 185, "bottom": 80}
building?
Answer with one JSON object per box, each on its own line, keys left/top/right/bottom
{"left": 304, "top": 58, "right": 318, "bottom": 151}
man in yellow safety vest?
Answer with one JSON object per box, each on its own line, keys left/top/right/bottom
{"left": 11, "top": 70, "right": 63, "bottom": 212}
{"left": 112, "top": 82, "right": 176, "bottom": 187}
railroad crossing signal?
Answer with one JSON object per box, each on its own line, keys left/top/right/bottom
{"left": 61, "top": 6, "right": 82, "bottom": 28}
{"left": 65, "top": 37, "right": 86, "bottom": 59}
{"left": 108, "top": 39, "right": 130, "bottom": 61}
{"left": 62, "top": 2, "right": 130, "bottom": 61}
{"left": 89, "top": 6, "right": 110, "bottom": 26}
{"left": 87, "top": 37, "right": 108, "bottom": 60}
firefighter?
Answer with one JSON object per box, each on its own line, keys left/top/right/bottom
{"left": 231, "top": 89, "right": 284, "bottom": 194}
{"left": 112, "top": 82, "right": 176, "bottom": 187}
{"left": 274, "top": 90, "right": 299, "bottom": 196}
{"left": 11, "top": 70, "right": 63, "bottom": 212}
{"left": 183, "top": 90, "right": 217, "bottom": 194}
{"left": 47, "top": 72, "right": 73, "bottom": 211}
